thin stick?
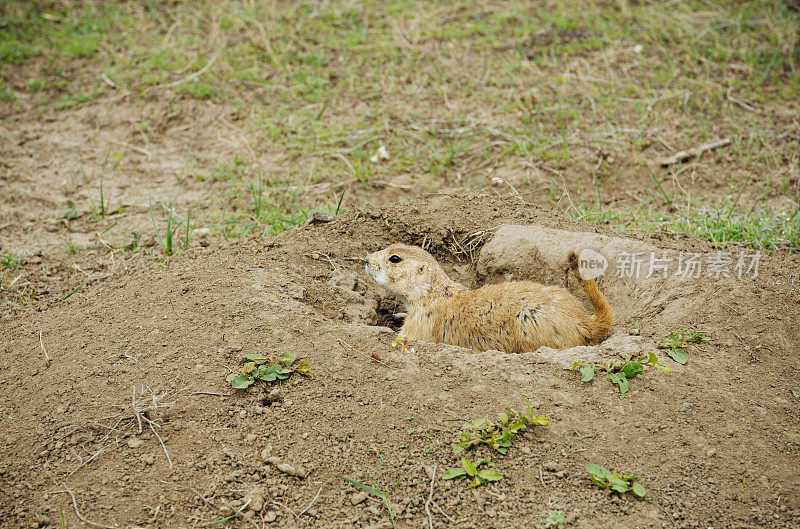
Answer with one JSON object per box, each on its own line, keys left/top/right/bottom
{"left": 133, "top": 387, "right": 142, "bottom": 434}
{"left": 539, "top": 464, "right": 546, "bottom": 487}
{"left": 39, "top": 330, "right": 51, "bottom": 367}
{"left": 726, "top": 87, "right": 760, "bottom": 113}
{"left": 330, "top": 152, "right": 357, "bottom": 177}
{"left": 144, "top": 417, "right": 173, "bottom": 468}
{"left": 69, "top": 445, "right": 106, "bottom": 476}
{"left": 270, "top": 501, "right": 299, "bottom": 520}
{"left": 434, "top": 502, "right": 455, "bottom": 523}
{"left": 298, "top": 486, "right": 322, "bottom": 517}
{"left": 424, "top": 466, "right": 437, "bottom": 529}
{"left": 51, "top": 489, "right": 115, "bottom": 528}
{"left": 122, "top": 347, "right": 138, "bottom": 363}
{"left": 660, "top": 138, "right": 731, "bottom": 166}
{"left": 146, "top": 53, "right": 219, "bottom": 92}
{"left": 190, "top": 391, "right": 231, "bottom": 397}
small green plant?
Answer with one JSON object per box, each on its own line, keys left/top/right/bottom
{"left": 195, "top": 156, "right": 249, "bottom": 182}
{"left": 81, "top": 165, "right": 105, "bottom": 219}
{"left": 26, "top": 77, "right": 46, "bottom": 91}
{"left": 545, "top": 509, "right": 568, "bottom": 528}
{"left": 570, "top": 352, "right": 670, "bottom": 394}
{"left": 658, "top": 328, "right": 709, "bottom": 365}
{"left": 442, "top": 456, "right": 503, "bottom": 487}
{"left": 333, "top": 467, "right": 415, "bottom": 526}
{"left": 586, "top": 464, "right": 645, "bottom": 497}
{"left": 226, "top": 351, "right": 312, "bottom": 389}
{"left": 0, "top": 251, "right": 24, "bottom": 270}
{"left": 452, "top": 399, "right": 550, "bottom": 454}
{"left": 149, "top": 190, "right": 194, "bottom": 256}
{"left": 64, "top": 200, "right": 82, "bottom": 219}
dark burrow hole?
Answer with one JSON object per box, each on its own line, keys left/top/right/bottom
{"left": 375, "top": 298, "right": 404, "bottom": 331}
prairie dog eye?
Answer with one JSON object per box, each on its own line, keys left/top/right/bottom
{"left": 388, "top": 255, "right": 402, "bottom": 263}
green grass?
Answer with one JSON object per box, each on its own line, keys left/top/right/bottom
{"left": 572, "top": 202, "right": 800, "bottom": 253}
{"left": 0, "top": 251, "right": 24, "bottom": 270}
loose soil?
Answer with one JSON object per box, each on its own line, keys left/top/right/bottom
{"left": 2, "top": 195, "right": 799, "bottom": 529}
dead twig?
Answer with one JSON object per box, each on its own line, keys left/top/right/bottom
{"left": 51, "top": 489, "right": 116, "bottom": 528}
{"left": 144, "top": 416, "right": 173, "bottom": 468}
{"left": 69, "top": 445, "right": 107, "bottom": 476}
{"left": 38, "top": 330, "right": 50, "bottom": 367}
{"left": 270, "top": 501, "right": 299, "bottom": 519}
{"left": 425, "top": 466, "right": 437, "bottom": 529}
{"left": 660, "top": 138, "right": 731, "bottom": 166}
{"left": 726, "top": 87, "right": 761, "bottom": 114}
{"left": 145, "top": 53, "right": 219, "bottom": 92}
{"left": 298, "top": 486, "right": 323, "bottom": 517}
{"left": 435, "top": 502, "right": 455, "bottom": 523}
{"left": 122, "top": 347, "right": 138, "bottom": 363}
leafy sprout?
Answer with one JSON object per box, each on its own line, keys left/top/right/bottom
{"left": 571, "top": 352, "right": 670, "bottom": 394}
{"left": 658, "top": 328, "right": 709, "bottom": 365}
{"left": 452, "top": 399, "right": 550, "bottom": 455}
{"left": 586, "top": 464, "right": 645, "bottom": 497}
{"left": 226, "top": 351, "right": 312, "bottom": 389}
{"left": 442, "top": 456, "right": 503, "bottom": 488}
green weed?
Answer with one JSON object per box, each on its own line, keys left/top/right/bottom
{"left": 658, "top": 329, "right": 709, "bottom": 365}
{"left": 25, "top": 77, "right": 46, "bottom": 91}
{"left": 570, "top": 352, "right": 671, "bottom": 394}
{"left": 442, "top": 456, "right": 503, "bottom": 488}
{"left": 226, "top": 351, "right": 312, "bottom": 390}
{"left": 545, "top": 510, "right": 568, "bottom": 528}
{"left": 332, "top": 466, "right": 416, "bottom": 526}
{"left": 586, "top": 464, "right": 645, "bottom": 497}
{"left": 452, "top": 401, "right": 550, "bottom": 455}
{"left": 195, "top": 156, "right": 250, "bottom": 182}
{"left": 0, "top": 251, "right": 24, "bottom": 270}
{"left": 149, "top": 190, "right": 194, "bottom": 256}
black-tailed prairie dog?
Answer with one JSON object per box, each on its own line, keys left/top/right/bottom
{"left": 365, "top": 243, "right": 612, "bottom": 354}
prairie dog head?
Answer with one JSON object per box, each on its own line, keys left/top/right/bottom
{"left": 365, "top": 244, "right": 454, "bottom": 304}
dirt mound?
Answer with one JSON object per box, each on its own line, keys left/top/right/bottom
{"left": 1, "top": 195, "right": 799, "bottom": 529}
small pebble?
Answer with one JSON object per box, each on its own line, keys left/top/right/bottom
{"left": 351, "top": 492, "right": 368, "bottom": 505}
{"left": 142, "top": 454, "right": 155, "bottom": 465}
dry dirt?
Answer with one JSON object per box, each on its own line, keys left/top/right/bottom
{"left": 2, "top": 89, "right": 798, "bottom": 309}
{"left": 2, "top": 195, "right": 800, "bottom": 529}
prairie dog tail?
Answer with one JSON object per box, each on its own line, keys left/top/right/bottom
{"left": 568, "top": 251, "right": 613, "bottom": 344}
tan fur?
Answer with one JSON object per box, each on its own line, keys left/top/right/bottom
{"left": 365, "top": 244, "right": 612, "bottom": 353}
